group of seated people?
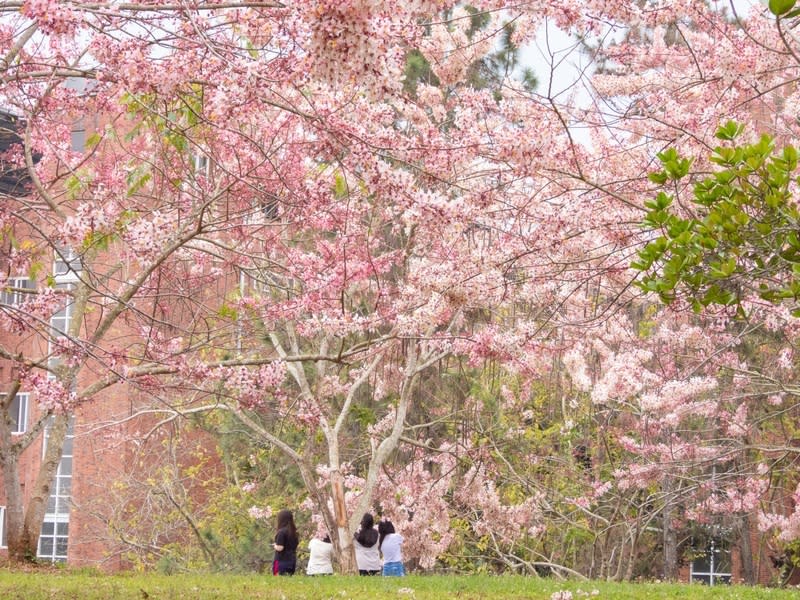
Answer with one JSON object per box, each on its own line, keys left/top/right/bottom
{"left": 306, "top": 513, "right": 405, "bottom": 576}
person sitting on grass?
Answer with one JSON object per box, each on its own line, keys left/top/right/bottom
{"left": 378, "top": 519, "right": 404, "bottom": 577}
{"left": 306, "top": 533, "right": 334, "bottom": 576}
{"left": 354, "top": 513, "right": 381, "bottom": 576}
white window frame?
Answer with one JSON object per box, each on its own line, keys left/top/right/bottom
{"left": 10, "top": 393, "right": 28, "bottom": 434}
{"left": 0, "top": 276, "right": 33, "bottom": 305}
{"left": 192, "top": 152, "right": 209, "bottom": 175}
{"left": 1, "top": 393, "right": 28, "bottom": 434}
{"left": 49, "top": 282, "right": 75, "bottom": 340}
{"left": 0, "top": 505, "right": 6, "bottom": 548}
{"left": 689, "top": 537, "right": 732, "bottom": 586}
{"left": 53, "top": 247, "right": 81, "bottom": 282}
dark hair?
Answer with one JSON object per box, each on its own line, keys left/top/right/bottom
{"left": 355, "top": 512, "right": 378, "bottom": 547}
{"left": 276, "top": 509, "right": 297, "bottom": 540}
{"left": 322, "top": 534, "right": 331, "bottom": 544}
{"left": 378, "top": 519, "right": 395, "bottom": 549}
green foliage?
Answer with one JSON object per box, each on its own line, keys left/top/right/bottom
{"left": 403, "top": 6, "right": 536, "bottom": 99}
{"left": 197, "top": 484, "right": 274, "bottom": 573}
{"left": 633, "top": 123, "right": 800, "bottom": 315}
{"left": 464, "top": 16, "right": 537, "bottom": 97}
{"left": 126, "top": 164, "right": 152, "bottom": 197}
{"left": 119, "top": 87, "right": 205, "bottom": 161}
{"left": 403, "top": 49, "right": 440, "bottom": 95}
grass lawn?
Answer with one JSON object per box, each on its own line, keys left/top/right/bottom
{"left": 0, "top": 572, "right": 798, "bottom": 600}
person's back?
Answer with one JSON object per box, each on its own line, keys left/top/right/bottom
{"left": 379, "top": 520, "right": 404, "bottom": 577}
{"left": 353, "top": 536, "right": 381, "bottom": 574}
{"left": 380, "top": 532, "right": 403, "bottom": 564}
{"left": 272, "top": 509, "right": 299, "bottom": 576}
{"left": 306, "top": 536, "right": 334, "bottom": 575}
{"left": 354, "top": 513, "right": 381, "bottom": 575}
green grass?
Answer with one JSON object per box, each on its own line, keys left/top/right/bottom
{"left": 0, "top": 572, "right": 797, "bottom": 599}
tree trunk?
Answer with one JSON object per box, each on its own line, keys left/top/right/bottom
{"left": 17, "top": 413, "right": 69, "bottom": 562}
{"left": 330, "top": 468, "right": 357, "bottom": 574}
{"left": 1, "top": 425, "right": 27, "bottom": 561}
{"left": 662, "top": 489, "right": 678, "bottom": 581}
{"left": 738, "top": 514, "right": 756, "bottom": 585}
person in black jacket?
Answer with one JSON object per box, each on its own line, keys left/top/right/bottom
{"left": 272, "top": 509, "right": 299, "bottom": 575}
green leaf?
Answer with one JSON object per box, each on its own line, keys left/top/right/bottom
{"left": 715, "top": 120, "right": 744, "bottom": 141}
{"left": 126, "top": 168, "right": 152, "bottom": 197}
{"left": 333, "top": 173, "right": 348, "bottom": 198}
{"left": 769, "top": 0, "right": 797, "bottom": 16}
{"left": 656, "top": 148, "right": 679, "bottom": 164}
{"left": 783, "top": 145, "right": 798, "bottom": 170}
{"left": 65, "top": 174, "right": 82, "bottom": 198}
{"left": 85, "top": 132, "right": 102, "bottom": 150}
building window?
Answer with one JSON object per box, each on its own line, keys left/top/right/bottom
{"left": 9, "top": 393, "right": 28, "bottom": 434}
{"left": 53, "top": 247, "right": 81, "bottom": 280}
{"left": 0, "top": 277, "right": 33, "bottom": 305}
{"left": 38, "top": 520, "right": 69, "bottom": 563}
{"left": 38, "top": 418, "right": 73, "bottom": 563}
{"left": 1, "top": 393, "right": 28, "bottom": 434}
{"left": 0, "top": 506, "right": 7, "bottom": 548}
{"left": 49, "top": 283, "right": 74, "bottom": 339}
{"left": 690, "top": 537, "right": 732, "bottom": 586}
{"left": 192, "top": 153, "right": 209, "bottom": 175}
{"left": 70, "top": 118, "right": 85, "bottom": 153}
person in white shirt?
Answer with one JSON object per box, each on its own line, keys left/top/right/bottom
{"left": 378, "top": 519, "right": 404, "bottom": 576}
{"left": 306, "top": 534, "right": 334, "bottom": 575}
{"left": 353, "top": 513, "right": 381, "bottom": 575}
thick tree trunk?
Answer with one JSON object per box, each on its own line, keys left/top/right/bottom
{"left": 738, "top": 514, "right": 756, "bottom": 584}
{"left": 1, "top": 427, "right": 27, "bottom": 561}
{"left": 15, "top": 413, "right": 69, "bottom": 562}
{"left": 330, "top": 469, "right": 357, "bottom": 574}
{"left": 662, "top": 484, "right": 678, "bottom": 581}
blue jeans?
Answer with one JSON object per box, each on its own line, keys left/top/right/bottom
{"left": 382, "top": 561, "right": 405, "bottom": 576}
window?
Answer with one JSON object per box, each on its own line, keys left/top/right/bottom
{"left": 38, "top": 520, "right": 69, "bottom": 563}
{"left": 49, "top": 283, "right": 74, "bottom": 339}
{"left": 38, "top": 418, "right": 73, "bottom": 563}
{"left": 9, "top": 393, "right": 28, "bottom": 434}
{"left": 0, "top": 277, "right": 33, "bottom": 305}
{"left": 0, "top": 506, "right": 6, "bottom": 548}
{"left": 1, "top": 393, "right": 28, "bottom": 434}
{"left": 53, "top": 247, "right": 81, "bottom": 280}
{"left": 192, "top": 153, "right": 209, "bottom": 175}
{"left": 260, "top": 192, "right": 279, "bottom": 220}
{"left": 70, "top": 118, "right": 85, "bottom": 152}
{"left": 690, "top": 537, "right": 732, "bottom": 586}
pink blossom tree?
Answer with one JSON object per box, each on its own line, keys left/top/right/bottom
{"left": 5, "top": 0, "right": 800, "bottom": 578}
{"left": 0, "top": 0, "right": 546, "bottom": 568}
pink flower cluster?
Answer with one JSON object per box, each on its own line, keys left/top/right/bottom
{"left": 760, "top": 484, "right": 800, "bottom": 542}
{"left": 23, "top": 370, "right": 77, "bottom": 414}
{"left": 0, "top": 287, "right": 66, "bottom": 335}
{"left": 247, "top": 506, "right": 273, "bottom": 522}
{"left": 212, "top": 363, "right": 287, "bottom": 410}
{"left": 22, "top": 0, "right": 82, "bottom": 36}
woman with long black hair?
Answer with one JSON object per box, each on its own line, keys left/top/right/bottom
{"left": 378, "top": 519, "right": 404, "bottom": 576}
{"left": 353, "top": 513, "right": 381, "bottom": 575}
{"left": 272, "top": 509, "right": 299, "bottom": 575}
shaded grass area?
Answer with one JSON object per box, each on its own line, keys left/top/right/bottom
{"left": 0, "top": 572, "right": 797, "bottom": 599}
